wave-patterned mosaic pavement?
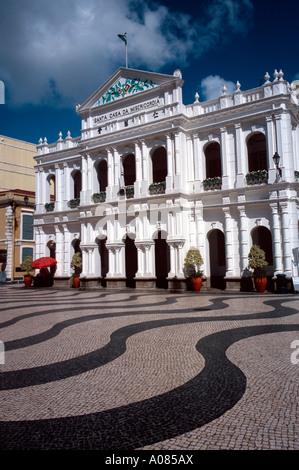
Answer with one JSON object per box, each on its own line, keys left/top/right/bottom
{"left": 0, "top": 285, "right": 298, "bottom": 450}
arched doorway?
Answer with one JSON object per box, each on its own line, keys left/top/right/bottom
{"left": 97, "top": 236, "right": 108, "bottom": 286}
{"left": 152, "top": 147, "right": 167, "bottom": 183}
{"left": 154, "top": 230, "right": 170, "bottom": 289}
{"left": 247, "top": 133, "right": 268, "bottom": 172}
{"left": 71, "top": 239, "right": 82, "bottom": 277}
{"left": 124, "top": 235, "right": 138, "bottom": 288}
{"left": 47, "top": 240, "right": 56, "bottom": 279}
{"left": 251, "top": 226, "right": 273, "bottom": 266}
{"left": 208, "top": 229, "right": 226, "bottom": 289}
{"left": 205, "top": 142, "right": 222, "bottom": 178}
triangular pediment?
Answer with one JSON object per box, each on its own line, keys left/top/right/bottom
{"left": 77, "top": 67, "right": 183, "bottom": 115}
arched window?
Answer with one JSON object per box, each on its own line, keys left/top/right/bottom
{"left": 247, "top": 133, "right": 267, "bottom": 172}
{"left": 205, "top": 142, "right": 221, "bottom": 178}
{"left": 48, "top": 175, "right": 56, "bottom": 201}
{"left": 152, "top": 147, "right": 167, "bottom": 183}
{"left": 123, "top": 153, "right": 136, "bottom": 186}
{"left": 72, "top": 170, "right": 82, "bottom": 199}
{"left": 96, "top": 160, "right": 108, "bottom": 192}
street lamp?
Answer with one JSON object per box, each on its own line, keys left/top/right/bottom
{"left": 273, "top": 152, "right": 282, "bottom": 178}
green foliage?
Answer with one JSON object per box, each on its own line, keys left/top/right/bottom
{"left": 71, "top": 252, "right": 82, "bottom": 277}
{"left": 184, "top": 248, "right": 204, "bottom": 278}
{"left": 248, "top": 245, "right": 268, "bottom": 271}
{"left": 21, "top": 255, "right": 34, "bottom": 275}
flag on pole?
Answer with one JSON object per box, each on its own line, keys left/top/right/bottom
{"left": 118, "top": 33, "right": 128, "bottom": 67}
{"left": 118, "top": 33, "right": 127, "bottom": 45}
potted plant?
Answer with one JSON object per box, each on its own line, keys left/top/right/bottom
{"left": 70, "top": 252, "right": 82, "bottom": 288}
{"left": 184, "top": 248, "right": 204, "bottom": 292}
{"left": 248, "top": 244, "right": 268, "bottom": 292}
{"left": 21, "top": 255, "right": 34, "bottom": 288}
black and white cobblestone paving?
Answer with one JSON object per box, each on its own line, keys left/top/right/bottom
{"left": 0, "top": 285, "right": 298, "bottom": 450}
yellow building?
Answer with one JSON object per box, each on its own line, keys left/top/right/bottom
{"left": 0, "top": 136, "right": 36, "bottom": 282}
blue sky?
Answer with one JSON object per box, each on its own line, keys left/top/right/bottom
{"left": 0, "top": 0, "right": 298, "bottom": 145}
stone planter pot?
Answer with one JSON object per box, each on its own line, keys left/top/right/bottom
{"left": 73, "top": 276, "right": 80, "bottom": 288}
{"left": 255, "top": 277, "right": 267, "bottom": 293}
{"left": 24, "top": 276, "right": 33, "bottom": 288}
{"left": 191, "top": 277, "right": 203, "bottom": 292}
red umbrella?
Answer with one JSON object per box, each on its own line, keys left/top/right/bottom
{"left": 31, "top": 257, "right": 57, "bottom": 269}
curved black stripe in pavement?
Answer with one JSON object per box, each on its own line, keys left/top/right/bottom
{"left": 0, "top": 294, "right": 179, "bottom": 329}
{"left": 4, "top": 297, "right": 297, "bottom": 352}
{"left": 1, "top": 297, "right": 298, "bottom": 390}
{"left": 1, "top": 323, "right": 298, "bottom": 450}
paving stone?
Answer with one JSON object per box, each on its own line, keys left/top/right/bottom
{"left": 0, "top": 285, "right": 298, "bottom": 450}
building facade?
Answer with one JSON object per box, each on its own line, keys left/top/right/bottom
{"left": 0, "top": 136, "right": 36, "bottom": 282}
{"left": 33, "top": 68, "right": 299, "bottom": 291}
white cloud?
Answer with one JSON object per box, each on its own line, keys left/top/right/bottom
{"left": 0, "top": 0, "right": 253, "bottom": 107}
{"left": 200, "top": 75, "right": 236, "bottom": 101}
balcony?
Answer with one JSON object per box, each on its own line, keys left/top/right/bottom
{"left": 149, "top": 181, "right": 166, "bottom": 195}
{"left": 246, "top": 170, "right": 268, "bottom": 185}
{"left": 118, "top": 185, "right": 134, "bottom": 199}
{"left": 91, "top": 192, "right": 106, "bottom": 203}
{"left": 67, "top": 198, "right": 80, "bottom": 209}
{"left": 203, "top": 177, "right": 222, "bottom": 190}
{"left": 44, "top": 202, "right": 54, "bottom": 212}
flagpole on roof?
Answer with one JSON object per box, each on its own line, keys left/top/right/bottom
{"left": 118, "top": 33, "right": 128, "bottom": 68}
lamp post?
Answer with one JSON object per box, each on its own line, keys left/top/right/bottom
{"left": 273, "top": 152, "right": 282, "bottom": 179}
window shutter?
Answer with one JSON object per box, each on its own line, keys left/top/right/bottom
{"left": 22, "top": 214, "right": 33, "bottom": 240}
{"left": 22, "top": 247, "right": 33, "bottom": 261}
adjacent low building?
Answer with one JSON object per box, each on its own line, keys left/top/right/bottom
{"left": 33, "top": 68, "right": 299, "bottom": 291}
{"left": 0, "top": 135, "right": 36, "bottom": 281}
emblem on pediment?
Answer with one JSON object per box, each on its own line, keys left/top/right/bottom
{"left": 98, "top": 78, "right": 155, "bottom": 105}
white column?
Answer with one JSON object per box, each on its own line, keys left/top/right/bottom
{"left": 195, "top": 202, "right": 205, "bottom": 271}
{"left": 174, "top": 132, "right": 181, "bottom": 189}
{"left": 166, "top": 133, "right": 173, "bottom": 192}
{"left": 176, "top": 242, "right": 184, "bottom": 277}
{"left": 63, "top": 163, "right": 71, "bottom": 210}
{"left": 223, "top": 207, "right": 234, "bottom": 276}
{"left": 134, "top": 141, "right": 142, "bottom": 197}
{"left": 63, "top": 225, "right": 71, "bottom": 276}
{"left": 193, "top": 133, "right": 200, "bottom": 182}
{"left": 136, "top": 245, "right": 144, "bottom": 276}
{"left": 235, "top": 124, "right": 245, "bottom": 187}
{"left": 140, "top": 140, "right": 149, "bottom": 195}
{"left": 81, "top": 248, "right": 89, "bottom": 277}
{"left": 81, "top": 155, "right": 88, "bottom": 204}
{"left": 270, "top": 202, "right": 283, "bottom": 273}
{"left": 238, "top": 205, "right": 248, "bottom": 272}
{"left": 266, "top": 116, "right": 276, "bottom": 183}
{"left": 35, "top": 169, "right": 41, "bottom": 212}
{"left": 55, "top": 164, "right": 63, "bottom": 211}
{"left": 168, "top": 243, "right": 176, "bottom": 277}
{"left": 42, "top": 171, "right": 48, "bottom": 206}
{"left": 106, "top": 148, "right": 114, "bottom": 201}
{"left": 86, "top": 154, "right": 92, "bottom": 202}
{"left": 280, "top": 201, "right": 292, "bottom": 274}
{"left": 220, "top": 127, "right": 229, "bottom": 189}
{"left": 54, "top": 225, "right": 63, "bottom": 276}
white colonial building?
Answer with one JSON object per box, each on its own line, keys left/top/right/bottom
{"left": 33, "top": 67, "right": 299, "bottom": 291}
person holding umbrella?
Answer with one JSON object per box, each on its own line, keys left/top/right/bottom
{"left": 31, "top": 257, "right": 57, "bottom": 287}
